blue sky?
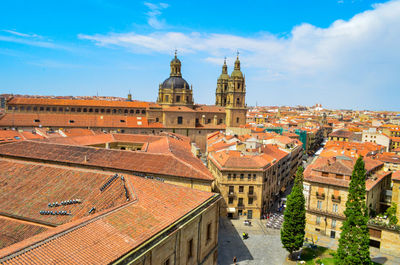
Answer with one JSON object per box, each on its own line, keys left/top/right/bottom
{"left": 1, "top": 0, "right": 399, "bottom": 110}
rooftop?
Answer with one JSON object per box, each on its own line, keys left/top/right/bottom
{"left": 0, "top": 158, "right": 218, "bottom": 264}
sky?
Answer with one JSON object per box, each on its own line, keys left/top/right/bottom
{"left": 0, "top": 0, "right": 399, "bottom": 111}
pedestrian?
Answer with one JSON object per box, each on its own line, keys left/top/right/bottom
{"left": 233, "top": 256, "right": 237, "bottom": 264}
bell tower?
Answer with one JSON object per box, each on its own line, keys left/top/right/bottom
{"left": 225, "top": 52, "right": 247, "bottom": 127}
{"left": 216, "top": 58, "right": 229, "bottom": 106}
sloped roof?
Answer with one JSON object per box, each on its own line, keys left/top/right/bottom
{"left": 0, "top": 141, "right": 213, "bottom": 181}
{"left": 0, "top": 159, "right": 218, "bottom": 264}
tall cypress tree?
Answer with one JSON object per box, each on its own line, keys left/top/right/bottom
{"left": 281, "top": 166, "right": 306, "bottom": 260}
{"left": 336, "top": 156, "right": 371, "bottom": 265}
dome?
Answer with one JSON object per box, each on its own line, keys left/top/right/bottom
{"left": 171, "top": 57, "right": 181, "bottom": 64}
{"left": 161, "top": 76, "right": 190, "bottom": 89}
{"left": 230, "top": 70, "right": 243, "bottom": 78}
{"left": 218, "top": 73, "right": 230, "bottom": 80}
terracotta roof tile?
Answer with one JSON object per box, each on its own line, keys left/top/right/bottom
{"left": 0, "top": 141, "right": 213, "bottom": 181}
{"left": 0, "top": 159, "right": 218, "bottom": 264}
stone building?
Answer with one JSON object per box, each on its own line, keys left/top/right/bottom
{"left": 304, "top": 155, "right": 392, "bottom": 245}
{"left": 206, "top": 131, "right": 303, "bottom": 219}
{"left": 0, "top": 53, "right": 248, "bottom": 150}
{"left": 0, "top": 154, "right": 221, "bottom": 264}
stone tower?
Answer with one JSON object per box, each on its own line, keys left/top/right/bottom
{"left": 157, "top": 51, "right": 194, "bottom": 106}
{"left": 216, "top": 58, "right": 229, "bottom": 106}
{"left": 225, "top": 53, "right": 247, "bottom": 127}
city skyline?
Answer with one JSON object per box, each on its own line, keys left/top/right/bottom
{"left": 1, "top": 0, "right": 399, "bottom": 111}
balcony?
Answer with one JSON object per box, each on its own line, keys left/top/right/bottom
{"left": 316, "top": 192, "right": 325, "bottom": 200}
{"left": 308, "top": 207, "right": 345, "bottom": 219}
{"left": 237, "top": 204, "right": 245, "bottom": 208}
{"left": 331, "top": 195, "right": 341, "bottom": 203}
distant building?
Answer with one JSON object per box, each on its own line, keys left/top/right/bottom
{"left": 0, "top": 53, "right": 248, "bottom": 150}
{"left": 207, "top": 131, "right": 303, "bottom": 219}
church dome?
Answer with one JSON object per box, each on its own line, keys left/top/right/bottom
{"left": 161, "top": 76, "right": 190, "bottom": 89}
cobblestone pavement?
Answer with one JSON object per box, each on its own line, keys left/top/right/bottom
{"left": 218, "top": 217, "right": 289, "bottom": 265}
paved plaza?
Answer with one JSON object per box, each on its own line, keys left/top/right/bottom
{"left": 218, "top": 217, "right": 400, "bottom": 265}
{"left": 218, "top": 217, "right": 288, "bottom": 265}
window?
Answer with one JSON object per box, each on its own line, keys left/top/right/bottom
{"left": 331, "top": 219, "right": 336, "bottom": 229}
{"left": 219, "top": 119, "right": 223, "bottom": 124}
{"left": 317, "top": 200, "right": 322, "bottom": 209}
{"left": 196, "top": 118, "right": 199, "bottom": 124}
{"left": 136, "top": 109, "right": 140, "bottom": 114}
{"left": 228, "top": 197, "right": 233, "bottom": 204}
{"left": 239, "top": 186, "right": 244, "bottom": 193}
{"left": 71, "top": 108, "right": 75, "bottom": 112}
{"left": 316, "top": 216, "right": 321, "bottom": 225}
{"left": 227, "top": 174, "right": 231, "bottom": 180}
{"left": 46, "top": 107, "right": 50, "bottom": 111}
{"left": 34, "top": 119, "right": 40, "bottom": 123}
{"left": 253, "top": 174, "right": 256, "bottom": 180}
{"left": 240, "top": 174, "right": 244, "bottom": 180}
{"left": 165, "top": 95, "right": 169, "bottom": 102}
{"left": 142, "top": 110, "right": 146, "bottom": 114}
{"left": 332, "top": 203, "right": 338, "bottom": 213}
{"left": 249, "top": 186, "right": 254, "bottom": 195}
{"left": 248, "top": 197, "right": 253, "bottom": 205}
{"left": 77, "top": 108, "right": 82, "bottom": 112}
{"left": 39, "top": 107, "right": 44, "bottom": 111}
{"left": 112, "top": 109, "right": 116, "bottom": 113}
{"left": 95, "top": 109, "right": 99, "bottom": 113}
{"left": 236, "top": 117, "right": 239, "bottom": 123}
{"left": 187, "top": 239, "right": 193, "bottom": 260}
{"left": 248, "top": 174, "right": 251, "bottom": 180}
{"left": 176, "top": 95, "right": 181, "bottom": 102}
{"left": 27, "top": 106, "right": 31, "bottom": 111}
{"left": 33, "top": 106, "right": 38, "bottom": 111}
{"left": 69, "top": 120, "right": 74, "bottom": 124}
{"left": 207, "top": 118, "right": 211, "bottom": 124}
{"left": 206, "top": 223, "right": 212, "bottom": 242}
{"left": 233, "top": 174, "right": 236, "bottom": 180}
{"left": 156, "top": 117, "right": 159, "bottom": 122}
{"left": 89, "top": 108, "right": 93, "bottom": 113}
{"left": 229, "top": 186, "right": 234, "bottom": 193}
{"left": 177, "top": 116, "right": 183, "bottom": 124}
{"left": 83, "top": 108, "right": 88, "bottom": 112}
{"left": 238, "top": 198, "right": 244, "bottom": 206}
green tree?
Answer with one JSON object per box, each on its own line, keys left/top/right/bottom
{"left": 336, "top": 156, "right": 371, "bottom": 265}
{"left": 386, "top": 203, "right": 398, "bottom": 226}
{"left": 281, "top": 166, "right": 306, "bottom": 260}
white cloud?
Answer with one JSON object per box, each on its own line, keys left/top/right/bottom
{"left": 144, "top": 2, "right": 169, "bottom": 29}
{"left": 79, "top": 0, "right": 400, "bottom": 109}
{"left": 2, "top": 29, "right": 42, "bottom": 38}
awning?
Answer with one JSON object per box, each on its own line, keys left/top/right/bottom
{"left": 227, "top": 208, "right": 236, "bottom": 213}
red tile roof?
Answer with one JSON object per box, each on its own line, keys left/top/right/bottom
{"left": 0, "top": 141, "right": 213, "bottom": 181}
{"left": 0, "top": 158, "right": 218, "bottom": 264}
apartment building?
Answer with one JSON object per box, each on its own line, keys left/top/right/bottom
{"left": 207, "top": 132, "right": 303, "bottom": 219}
{"left": 304, "top": 155, "right": 391, "bottom": 242}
